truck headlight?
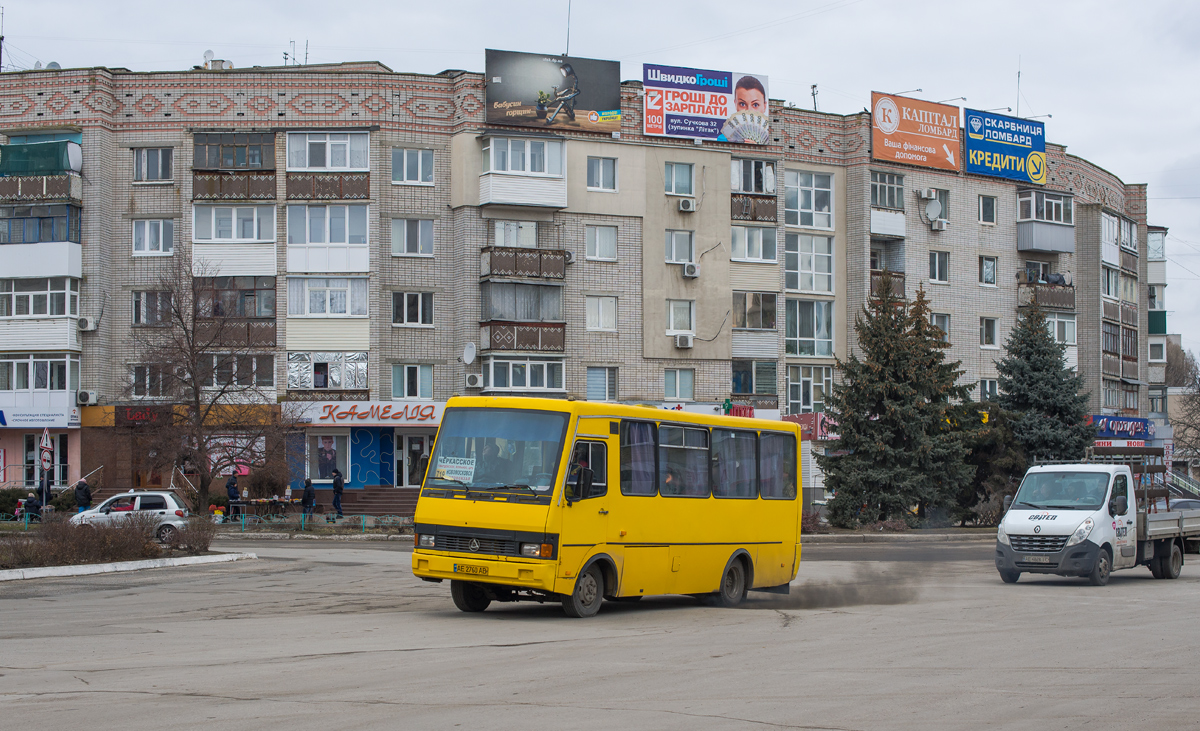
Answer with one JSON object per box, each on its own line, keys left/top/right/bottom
{"left": 417, "top": 534, "right": 435, "bottom": 548}
{"left": 1065, "top": 518, "right": 1094, "bottom": 547}
{"left": 997, "top": 525, "right": 1010, "bottom": 546}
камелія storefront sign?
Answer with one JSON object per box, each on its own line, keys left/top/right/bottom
{"left": 296, "top": 401, "right": 444, "bottom": 428}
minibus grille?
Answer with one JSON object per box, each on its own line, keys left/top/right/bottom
{"left": 1009, "top": 534, "right": 1068, "bottom": 553}
{"left": 438, "top": 534, "right": 520, "bottom": 556}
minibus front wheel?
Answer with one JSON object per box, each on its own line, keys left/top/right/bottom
{"left": 451, "top": 580, "right": 491, "bottom": 612}
{"left": 561, "top": 564, "right": 604, "bottom": 618}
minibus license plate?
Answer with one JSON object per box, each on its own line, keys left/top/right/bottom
{"left": 1024, "top": 555, "right": 1052, "bottom": 563}
{"left": 454, "top": 564, "right": 488, "bottom": 576}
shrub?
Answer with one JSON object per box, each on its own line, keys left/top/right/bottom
{"left": 801, "top": 510, "right": 830, "bottom": 535}
{"left": 864, "top": 519, "right": 910, "bottom": 533}
{"left": 170, "top": 517, "right": 219, "bottom": 554}
{"left": 0, "top": 488, "right": 25, "bottom": 517}
{"left": 0, "top": 513, "right": 161, "bottom": 569}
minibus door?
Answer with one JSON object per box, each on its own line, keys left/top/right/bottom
{"left": 559, "top": 437, "right": 611, "bottom": 579}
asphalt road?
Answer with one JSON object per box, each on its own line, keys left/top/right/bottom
{"left": 2, "top": 540, "right": 1198, "bottom": 730}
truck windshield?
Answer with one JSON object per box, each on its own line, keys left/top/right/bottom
{"left": 424, "top": 408, "right": 569, "bottom": 492}
{"left": 1012, "top": 472, "right": 1110, "bottom": 510}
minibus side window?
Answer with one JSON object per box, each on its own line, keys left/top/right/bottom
{"left": 711, "top": 429, "right": 757, "bottom": 498}
{"left": 568, "top": 441, "right": 607, "bottom": 499}
{"left": 759, "top": 432, "right": 797, "bottom": 499}
{"left": 620, "top": 421, "right": 657, "bottom": 496}
{"left": 659, "top": 425, "right": 710, "bottom": 497}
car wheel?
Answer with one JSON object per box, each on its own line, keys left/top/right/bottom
{"left": 156, "top": 524, "right": 178, "bottom": 544}
{"left": 450, "top": 580, "right": 491, "bottom": 613}
{"left": 999, "top": 570, "right": 1020, "bottom": 584}
{"left": 1088, "top": 549, "right": 1112, "bottom": 586}
{"left": 1164, "top": 542, "right": 1183, "bottom": 580}
{"left": 716, "top": 557, "right": 747, "bottom": 607}
{"left": 561, "top": 564, "right": 604, "bottom": 618}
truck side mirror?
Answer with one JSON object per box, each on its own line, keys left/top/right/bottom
{"left": 1003, "top": 495, "right": 1013, "bottom": 512}
{"left": 1111, "top": 496, "right": 1127, "bottom": 515}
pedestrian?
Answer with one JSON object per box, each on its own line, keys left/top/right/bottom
{"left": 39, "top": 471, "right": 53, "bottom": 510}
{"left": 226, "top": 473, "right": 240, "bottom": 518}
{"left": 23, "top": 492, "right": 42, "bottom": 521}
{"left": 74, "top": 478, "right": 92, "bottom": 513}
{"left": 331, "top": 468, "right": 344, "bottom": 518}
{"left": 302, "top": 478, "right": 316, "bottom": 517}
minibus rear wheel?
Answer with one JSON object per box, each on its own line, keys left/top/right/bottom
{"left": 450, "top": 580, "right": 491, "bottom": 612}
{"left": 716, "top": 558, "right": 747, "bottom": 607}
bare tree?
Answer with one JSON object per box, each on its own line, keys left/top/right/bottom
{"left": 123, "top": 251, "right": 297, "bottom": 509}
{"left": 1166, "top": 340, "right": 1198, "bottom": 388}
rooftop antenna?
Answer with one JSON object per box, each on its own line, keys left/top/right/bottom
{"left": 304, "top": 40, "right": 308, "bottom": 65}
{"left": 1016, "top": 55, "right": 1021, "bottom": 117}
{"left": 810, "top": 84, "right": 819, "bottom": 111}
{"left": 290, "top": 40, "right": 296, "bottom": 66}
{"left": 937, "top": 97, "right": 966, "bottom": 104}
{"left": 564, "top": 0, "right": 572, "bottom": 57}
{"left": 890, "top": 88, "right": 922, "bottom": 97}
{"left": 1, "top": 7, "right": 5, "bottom": 73}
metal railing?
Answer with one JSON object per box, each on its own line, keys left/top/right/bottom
{"left": 1168, "top": 471, "right": 1200, "bottom": 499}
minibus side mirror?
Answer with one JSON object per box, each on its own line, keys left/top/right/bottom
{"left": 569, "top": 468, "right": 594, "bottom": 502}
{"left": 1110, "top": 496, "right": 1127, "bottom": 515}
{"left": 1003, "top": 495, "right": 1013, "bottom": 512}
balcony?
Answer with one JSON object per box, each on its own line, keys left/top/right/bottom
{"left": 284, "top": 389, "right": 369, "bottom": 402}
{"left": 193, "top": 172, "right": 277, "bottom": 201}
{"left": 482, "top": 322, "right": 565, "bottom": 352}
{"left": 480, "top": 247, "right": 566, "bottom": 280}
{"left": 870, "top": 270, "right": 905, "bottom": 298}
{"left": 1103, "top": 353, "right": 1120, "bottom": 376}
{"left": 194, "top": 320, "right": 277, "bottom": 347}
{"left": 1017, "top": 220, "right": 1075, "bottom": 253}
{"left": 0, "top": 389, "right": 77, "bottom": 430}
{"left": 870, "top": 209, "right": 906, "bottom": 239}
{"left": 1122, "top": 359, "right": 1139, "bottom": 380}
{"left": 5, "top": 240, "right": 82, "bottom": 278}
{"left": 1018, "top": 283, "right": 1075, "bottom": 310}
{"left": 1121, "top": 249, "right": 1138, "bottom": 274}
{"left": 0, "top": 173, "right": 83, "bottom": 203}
{"left": 286, "top": 173, "right": 370, "bottom": 200}
{"left": 1103, "top": 300, "right": 1120, "bottom": 323}
{"left": 1121, "top": 302, "right": 1138, "bottom": 326}
{"left": 0, "top": 317, "right": 80, "bottom": 351}
{"left": 479, "top": 173, "right": 567, "bottom": 209}
{"left": 732, "top": 394, "right": 779, "bottom": 410}
{"left": 731, "top": 194, "right": 777, "bottom": 223}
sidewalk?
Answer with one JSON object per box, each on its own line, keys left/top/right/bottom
{"left": 210, "top": 530, "right": 994, "bottom": 544}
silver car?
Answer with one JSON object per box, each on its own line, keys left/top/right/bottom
{"left": 69, "top": 490, "right": 190, "bottom": 543}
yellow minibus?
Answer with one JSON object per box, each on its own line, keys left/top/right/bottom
{"left": 411, "top": 396, "right": 802, "bottom": 617}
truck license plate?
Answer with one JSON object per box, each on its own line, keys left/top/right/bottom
{"left": 1024, "top": 555, "right": 1052, "bottom": 563}
{"left": 454, "top": 564, "right": 488, "bottom": 575}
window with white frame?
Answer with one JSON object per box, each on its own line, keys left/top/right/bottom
{"left": 391, "top": 218, "right": 433, "bottom": 256}
{"left": 392, "top": 148, "right": 433, "bottom": 185}
{"left": 585, "top": 225, "right": 617, "bottom": 260}
{"left": 979, "top": 256, "right": 997, "bottom": 285}
{"left": 585, "top": 295, "right": 616, "bottom": 331}
{"left": 785, "top": 233, "right": 833, "bottom": 292}
{"left": 201, "top": 353, "right": 275, "bottom": 388}
{"left": 733, "top": 292, "right": 777, "bottom": 330}
{"left": 934, "top": 189, "right": 950, "bottom": 221}
{"left": 1101, "top": 212, "right": 1119, "bottom": 265}
{"left": 482, "top": 137, "right": 563, "bottom": 176}
{"left": 1102, "top": 266, "right": 1119, "bottom": 299}
{"left": 285, "top": 204, "right": 367, "bottom": 245}
{"left": 494, "top": 220, "right": 537, "bottom": 248}
{"left": 132, "top": 364, "right": 172, "bottom": 398}
{"left": 785, "top": 171, "right": 833, "bottom": 228}
{"left": 586, "top": 367, "right": 618, "bottom": 401}
{"left": 1150, "top": 387, "right": 1166, "bottom": 413}
{"left": 1120, "top": 274, "right": 1138, "bottom": 304}
{"left": 1103, "top": 379, "right": 1121, "bottom": 409}
{"left": 392, "top": 364, "right": 433, "bottom": 399}
{"left": 132, "top": 291, "right": 171, "bottom": 326}
{"left": 0, "top": 353, "right": 78, "bottom": 392}
{"left": 0, "top": 278, "right": 78, "bottom": 318}
{"left": 979, "top": 317, "right": 998, "bottom": 347}
{"left": 665, "top": 368, "right": 694, "bottom": 400}
{"left": 286, "top": 132, "right": 370, "bottom": 171}
{"left": 391, "top": 292, "right": 434, "bottom": 326}
{"left": 667, "top": 299, "right": 694, "bottom": 334}
{"left": 732, "top": 360, "right": 777, "bottom": 395}
{"left": 133, "top": 219, "right": 175, "bottom": 254}
{"left": 930, "top": 313, "right": 950, "bottom": 342}
{"left": 287, "top": 352, "right": 368, "bottom": 390}
{"left": 194, "top": 205, "right": 275, "bottom": 243}
{"left": 482, "top": 357, "right": 564, "bottom": 391}
{"left": 1124, "top": 384, "right": 1138, "bottom": 410}
{"left": 870, "top": 171, "right": 903, "bottom": 210}
{"left": 665, "top": 230, "right": 694, "bottom": 263}
{"left": 587, "top": 157, "right": 617, "bottom": 190}
{"left": 1025, "top": 260, "right": 1050, "bottom": 283}
{"left": 1019, "top": 190, "right": 1073, "bottom": 224}
{"left": 732, "top": 159, "right": 775, "bottom": 194}
{"left": 731, "top": 225, "right": 777, "bottom": 262}
{"left": 133, "top": 148, "right": 173, "bottom": 182}
{"left": 929, "top": 251, "right": 949, "bottom": 282}
{"left": 788, "top": 364, "right": 832, "bottom": 414}
{"left": 1148, "top": 231, "right": 1166, "bottom": 260}
{"left": 1046, "top": 312, "right": 1076, "bottom": 345}
{"left": 480, "top": 283, "right": 560, "bottom": 321}
{"left": 1149, "top": 339, "right": 1166, "bottom": 362}
{"left": 1120, "top": 218, "right": 1137, "bottom": 251}
{"left": 1149, "top": 285, "right": 1164, "bottom": 311}
{"left": 785, "top": 299, "right": 833, "bottom": 356}
{"left": 287, "top": 278, "right": 368, "bottom": 317}
{"left": 980, "top": 379, "right": 999, "bottom": 402}
{"left": 979, "top": 195, "right": 997, "bottom": 224}
{"left": 664, "top": 162, "right": 694, "bottom": 195}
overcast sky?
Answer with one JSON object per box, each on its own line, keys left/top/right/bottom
{"left": 9, "top": 0, "right": 1200, "bottom": 353}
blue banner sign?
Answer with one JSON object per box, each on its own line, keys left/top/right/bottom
{"left": 964, "top": 108, "right": 1046, "bottom": 184}
{"left": 1089, "top": 415, "right": 1154, "bottom": 440}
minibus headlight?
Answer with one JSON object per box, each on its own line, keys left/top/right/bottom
{"left": 418, "top": 534, "right": 436, "bottom": 548}
{"left": 997, "top": 524, "right": 1010, "bottom": 546}
{"left": 520, "top": 543, "right": 541, "bottom": 557}
{"left": 1065, "top": 518, "right": 1094, "bottom": 547}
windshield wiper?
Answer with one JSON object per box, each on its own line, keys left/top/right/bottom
{"left": 1015, "top": 501, "right": 1047, "bottom": 509}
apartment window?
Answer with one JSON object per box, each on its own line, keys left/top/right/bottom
{"left": 732, "top": 360, "right": 777, "bottom": 395}
{"left": 286, "top": 132, "right": 369, "bottom": 171}
{"left": 732, "top": 159, "right": 775, "bottom": 194}
{"left": 870, "top": 171, "right": 903, "bottom": 210}
{"left": 934, "top": 189, "right": 950, "bottom": 221}
{"left": 585, "top": 225, "right": 617, "bottom": 260}
{"left": 0, "top": 353, "right": 78, "bottom": 392}
{"left": 785, "top": 299, "right": 833, "bottom": 356}
{"left": 980, "top": 317, "right": 998, "bottom": 347}
{"left": 1102, "top": 266, "right": 1119, "bottom": 299}
{"left": 979, "top": 256, "right": 997, "bottom": 285}
{"left": 979, "top": 195, "right": 997, "bottom": 224}
{"left": 287, "top": 352, "right": 368, "bottom": 390}
{"left": 1149, "top": 387, "right": 1166, "bottom": 413}
{"left": 1103, "top": 379, "right": 1121, "bottom": 409}
{"left": 1102, "top": 322, "right": 1121, "bottom": 355}
{"left": 392, "top": 148, "right": 434, "bottom": 185}
{"left": 784, "top": 171, "right": 833, "bottom": 228}
{"left": 785, "top": 234, "right": 833, "bottom": 292}
{"left": 585, "top": 295, "right": 616, "bottom": 331}
{"left": 0, "top": 278, "right": 78, "bottom": 318}
{"left": 391, "top": 292, "right": 434, "bottom": 326}
{"left": 1026, "top": 260, "right": 1051, "bottom": 283}
{"left": 980, "top": 379, "right": 999, "bottom": 402}
{"left": 788, "top": 365, "right": 832, "bottom": 414}
{"left": 870, "top": 249, "right": 881, "bottom": 271}
{"left": 1120, "top": 274, "right": 1138, "bottom": 304}
{"left": 194, "top": 133, "right": 275, "bottom": 171}
{"left": 587, "top": 157, "right": 617, "bottom": 190}
{"left": 197, "top": 277, "right": 276, "bottom": 319}
{"left": 665, "top": 369, "right": 694, "bottom": 400}
{"left": 0, "top": 204, "right": 81, "bottom": 244}
{"left": 667, "top": 300, "right": 694, "bottom": 334}
{"left": 195, "top": 206, "right": 274, "bottom": 243}
{"left": 1120, "top": 219, "right": 1137, "bottom": 251}
{"left": 392, "top": 364, "right": 433, "bottom": 400}
{"left": 1122, "top": 328, "right": 1138, "bottom": 359}
{"left": 391, "top": 219, "right": 433, "bottom": 256}
{"left": 1148, "top": 232, "right": 1166, "bottom": 260}
{"left": 931, "top": 313, "right": 950, "bottom": 342}
{"left": 133, "top": 148, "right": 172, "bottom": 182}
{"left": 201, "top": 353, "right": 275, "bottom": 388}
{"left": 1149, "top": 340, "right": 1166, "bottom": 362}
{"left": 733, "top": 292, "right": 777, "bottom": 330}
{"left": 731, "top": 225, "right": 777, "bottom": 262}
{"left": 1101, "top": 212, "right": 1119, "bottom": 265}
{"left": 285, "top": 205, "right": 366, "bottom": 245}
{"left": 132, "top": 365, "right": 171, "bottom": 398}
{"left": 664, "top": 162, "right": 694, "bottom": 195}
{"left": 133, "top": 219, "right": 174, "bottom": 254}
{"left": 929, "top": 251, "right": 949, "bottom": 282}
{"left": 1124, "top": 384, "right": 1139, "bottom": 410}
{"left": 480, "top": 283, "right": 561, "bottom": 321}
{"left": 494, "top": 220, "right": 537, "bottom": 248}
{"left": 1018, "top": 190, "right": 1073, "bottom": 224}
{"left": 286, "top": 278, "right": 367, "bottom": 318}
{"left": 587, "top": 367, "right": 618, "bottom": 401}
{"left": 1046, "top": 312, "right": 1076, "bottom": 345}
{"left": 132, "top": 291, "right": 171, "bottom": 326}
{"left": 482, "top": 357, "right": 564, "bottom": 391}
{"left": 1148, "top": 285, "right": 1163, "bottom": 310}
{"left": 482, "top": 137, "right": 564, "bottom": 177}
{"left": 665, "top": 230, "right": 694, "bottom": 263}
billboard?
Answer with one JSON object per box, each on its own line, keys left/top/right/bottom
{"left": 485, "top": 49, "right": 621, "bottom": 133}
{"left": 964, "top": 108, "right": 1047, "bottom": 184}
{"left": 1089, "top": 415, "right": 1154, "bottom": 441}
{"left": 871, "top": 92, "right": 960, "bottom": 171}
{"left": 643, "top": 64, "right": 770, "bottom": 144}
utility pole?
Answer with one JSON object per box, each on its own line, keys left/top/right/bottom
{"left": 811, "top": 84, "right": 819, "bottom": 111}
{"left": 565, "top": 0, "right": 572, "bottom": 57}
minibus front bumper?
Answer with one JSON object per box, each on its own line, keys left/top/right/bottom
{"left": 996, "top": 538, "right": 1102, "bottom": 577}
{"left": 412, "top": 550, "right": 558, "bottom": 590}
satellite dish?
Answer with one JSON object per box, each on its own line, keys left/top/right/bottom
{"left": 46, "top": 62, "right": 62, "bottom": 70}
{"left": 924, "top": 199, "right": 943, "bottom": 221}
{"left": 462, "top": 342, "right": 476, "bottom": 365}
{"left": 203, "top": 50, "right": 215, "bottom": 63}
{"left": 34, "top": 61, "right": 43, "bottom": 70}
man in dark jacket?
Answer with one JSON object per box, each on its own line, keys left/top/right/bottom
{"left": 39, "top": 472, "right": 53, "bottom": 509}
{"left": 226, "top": 474, "right": 240, "bottom": 517}
{"left": 301, "top": 478, "right": 316, "bottom": 517}
{"left": 74, "top": 479, "right": 92, "bottom": 513}
{"left": 23, "top": 493, "right": 42, "bottom": 521}
{"left": 331, "top": 469, "right": 344, "bottom": 518}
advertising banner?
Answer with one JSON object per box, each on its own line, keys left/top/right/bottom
{"left": 295, "top": 401, "right": 444, "bottom": 428}
{"left": 485, "top": 49, "right": 621, "bottom": 133}
{"left": 964, "top": 108, "right": 1046, "bottom": 184}
{"left": 1089, "top": 415, "right": 1154, "bottom": 440}
{"left": 0, "top": 406, "right": 80, "bottom": 428}
{"left": 643, "top": 64, "right": 770, "bottom": 144}
{"left": 871, "top": 92, "right": 961, "bottom": 171}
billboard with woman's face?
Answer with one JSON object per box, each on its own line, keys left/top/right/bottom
{"left": 643, "top": 64, "right": 770, "bottom": 144}
{"left": 485, "top": 49, "right": 622, "bottom": 133}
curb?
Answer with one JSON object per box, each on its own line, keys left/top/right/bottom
{"left": 214, "top": 532, "right": 411, "bottom": 542}
{"left": 0, "top": 552, "right": 257, "bottom": 582}
{"left": 803, "top": 533, "right": 995, "bottom": 544}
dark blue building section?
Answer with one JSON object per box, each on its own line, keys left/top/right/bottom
{"left": 289, "top": 427, "right": 398, "bottom": 491}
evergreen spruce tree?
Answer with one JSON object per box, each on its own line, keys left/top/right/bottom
{"left": 958, "top": 405, "right": 1026, "bottom": 525}
{"left": 996, "top": 303, "right": 1094, "bottom": 461}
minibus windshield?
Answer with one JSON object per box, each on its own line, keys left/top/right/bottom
{"left": 1012, "top": 472, "right": 1110, "bottom": 511}
{"left": 424, "top": 408, "right": 570, "bottom": 492}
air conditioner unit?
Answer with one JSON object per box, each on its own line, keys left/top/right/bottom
{"left": 682, "top": 262, "right": 700, "bottom": 278}
{"left": 931, "top": 219, "right": 949, "bottom": 231}
{"left": 77, "top": 390, "right": 99, "bottom": 406}
{"left": 464, "top": 373, "right": 484, "bottom": 389}
{"left": 678, "top": 198, "right": 696, "bottom": 212}
{"left": 77, "top": 316, "right": 98, "bottom": 331}
{"left": 674, "top": 334, "right": 694, "bottom": 349}
{"left": 564, "top": 250, "right": 576, "bottom": 264}
{"left": 920, "top": 188, "right": 938, "bottom": 200}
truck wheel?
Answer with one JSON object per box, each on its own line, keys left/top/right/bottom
{"left": 450, "top": 580, "right": 491, "bottom": 612}
{"left": 1164, "top": 542, "right": 1183, "bottom": 580}
{"left": 561, "top": 564, "right": 604, "bottom": 618}
{"left": 999, "top": 570, "right": 1020, "bottom": 584}
{"left": 1150, "top": 555, "right": 1164, "bottom": 579}
{"left": 1088, "top": 549, "right": 1111, "bottom": 586}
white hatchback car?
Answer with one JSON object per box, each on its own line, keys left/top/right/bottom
{"left": 70, "top": 490, "right": 190, "bottom": 542}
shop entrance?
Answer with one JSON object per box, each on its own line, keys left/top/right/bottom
{"left": 396, "top": 434, "right": 431, "bottom": 487}
{"left": 24, "top": 433, "right": 69, "bottom": 487}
